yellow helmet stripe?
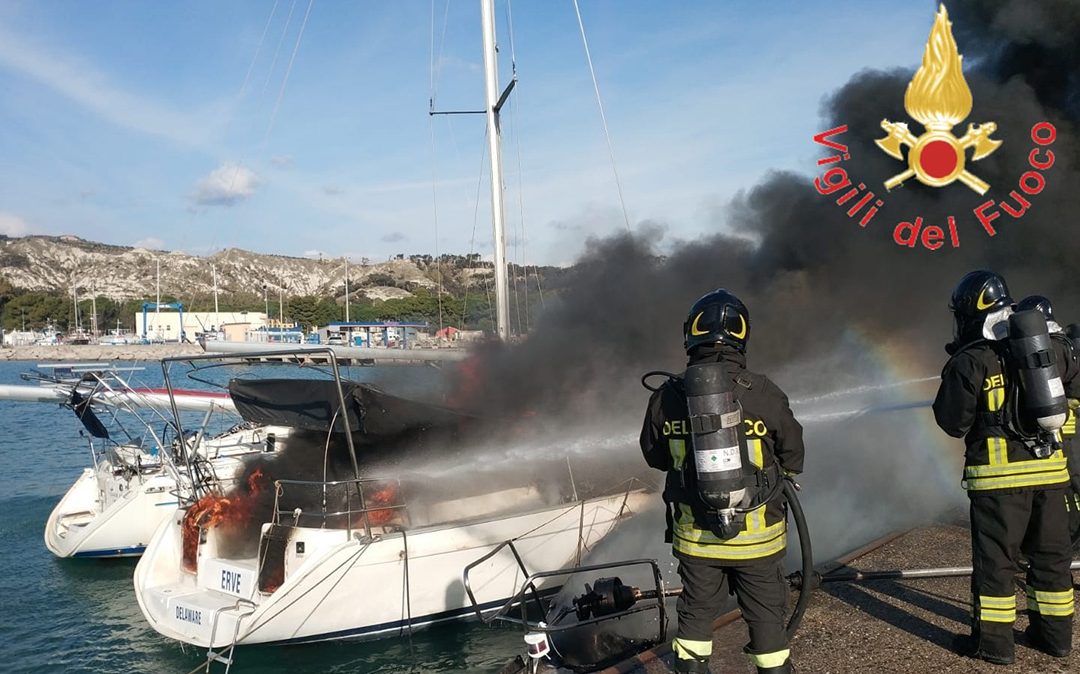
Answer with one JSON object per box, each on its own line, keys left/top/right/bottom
{"left": 689, "top": 312, "right": 709, "bottom": 336}
{"left": 729, "top": 314, "right": 747, "bottom": 339}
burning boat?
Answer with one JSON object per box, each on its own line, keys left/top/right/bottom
{"left": 132, "top": 349, "right": 650, "bottom": 661}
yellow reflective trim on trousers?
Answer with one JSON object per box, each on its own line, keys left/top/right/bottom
{"left": 978, "top": 595, "right": 1016, "bottom": 623}
{"left": 986, "top": 437, "right": 1007, "bottom": 466}
{"left": 670, "top": 439, "right": 686, "bottom": 471}
{"left": 674, "top": 529, "right": 787, "bottom": 560}
{"left": 673, "top": 638, "right": 712, "bottom": 659}
{"left": 1029, "top": 604, "right": 1074, "bottom": 617}
{"left": 979, "top": 595, "right": 1015, "bottom": 608}
{"left": 1025, "top": 588, "right": 1075, "bottom": 616}
{"left": 748, "top": 649, "right": 791, "bottom": 668}
{"left": 1028, "top": 588, "right": 1074, "bottom": 603}
{"left": 749, "top": 438, "right": 763, "bottom": 468}
{"left": 987, "top": 387, "right": 1004, "bottom": 411}
{"left": 979, "top": 607, "right": 1016, "bottom": 623}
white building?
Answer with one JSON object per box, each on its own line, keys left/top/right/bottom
{"left": 136, "top": 310, "right": 268, "bottom": 343}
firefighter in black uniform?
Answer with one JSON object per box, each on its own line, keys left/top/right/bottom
{"left": 1017, "top": 295, "right": 1080, "bottom": 548}
{"left": 934, "top": 272, "right": 1078, "bottom": 665}
{"left": 640, "top": 289, "right": 804, "bottom": 674}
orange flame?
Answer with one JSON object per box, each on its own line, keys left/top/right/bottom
{"left": 905, "top": 4, "right": 972, "bottom": 130}
{"left": 181, "top": 467, "right": 268, "bottom": 572}
{"left": 366, "top": 483, "right": 399, "bottom": 527}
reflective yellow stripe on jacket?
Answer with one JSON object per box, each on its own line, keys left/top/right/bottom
{"left": 671, "top": 438, "right": 787, "bottom": 560}
{"left": 964, "top": 439, "right": 1070, "bottom": 490}
{"left": 1062, "top": 406, "right": 1076, "bottom": 437}
{"left": 963, "top": 383, "right": 1070, "bottom": 490}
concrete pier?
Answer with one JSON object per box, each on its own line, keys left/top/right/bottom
{"left": 0, "top": 344, "right": 203, "bottom": 362}
{"left": 610, "top": 524, "right": 1079, "bottom": 673}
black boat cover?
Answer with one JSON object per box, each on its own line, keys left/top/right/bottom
{"left": 227, "top": 378, "right": 472, "bottom": 438}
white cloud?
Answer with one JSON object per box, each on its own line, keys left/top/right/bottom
{"left": 193, "top": 162, "right": 259, "bottom": 206}
{"left": 0, "top": 25, "right": 216, "bottom": 148}
{"left": 271, "top": 155, "right": 294, "bottom": 168}
{"left": 0, "top": 212, "right": 31, "bottom": 236}
{"left": 134, "top": 237, "right": 164, "bottom": 250}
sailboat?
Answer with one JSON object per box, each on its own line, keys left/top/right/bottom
{"left": 131, "top": 2, "right": 650, "bottom": 662}
{"left": 0, "top": 363, "right": 289, "bottom": 558}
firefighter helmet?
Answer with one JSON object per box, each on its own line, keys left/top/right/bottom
{"left": 1017, "top": 295, "right": 1055, "bottom": 323}
{"left": 684, "top": 289, "right": 750, "bottom": 353}
{"left": 949, "top": 270, "right": 1012, "bottom": 340}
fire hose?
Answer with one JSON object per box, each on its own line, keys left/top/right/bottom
{"left": 571, "top": 477, "right": 815, "bottom": 640}
{"left": 791, "top": 558, "right": 1080, "bottom": 588}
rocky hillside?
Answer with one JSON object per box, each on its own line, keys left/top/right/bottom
{"left": 0, "top": 235, "right": 487, "bottom": 302}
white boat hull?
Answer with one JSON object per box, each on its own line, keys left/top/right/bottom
{"left": 44, "top": 464, "right": 176, "bottom": 558}
{"left": 45, "top": 427, "right": 287, "bottom": 559}
{"left": 134, "top": 489, "right": 650, "bottom": 646}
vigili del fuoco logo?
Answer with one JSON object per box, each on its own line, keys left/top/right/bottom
{"left": 811, "top": 4, "right": 1058, "bottom": 251}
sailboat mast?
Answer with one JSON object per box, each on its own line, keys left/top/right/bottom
{"left": 345, "top": 257, "right": 350, "bottom": 323}
{"left": 156, "top": 258, "right": 161, "bottom": 340}
{"left": 212, "top": 263, "right": 219, "bottom": 328}
{"left": 480, "top": 0, "right": 510, "bottom": 341}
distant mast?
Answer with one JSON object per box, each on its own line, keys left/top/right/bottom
{"left": 480, "top": 0, "right": 511, "bottom": 341}
{"left": 212, "top": 263, "right": 220, "bottom": 330}
{"left": 155, "top": 258, "right": 161, "bottom": 341}
{"left": 345, "top": 257, "right": 351, "bottom": 323}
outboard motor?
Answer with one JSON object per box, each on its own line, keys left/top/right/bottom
{"left": 684, "top": 362, "right": 749, "bottom": 537}
{"left": 1008, "top": 310, "right": 1067, "bottom": 457}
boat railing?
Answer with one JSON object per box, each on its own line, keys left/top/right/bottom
{"left": 271, "top": 477, "right": 408, "bottom": 540}
{"left": 462, "top": 543, "right": 668, "bottom": 654}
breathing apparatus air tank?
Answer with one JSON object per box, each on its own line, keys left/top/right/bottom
{"left": 684, "top": 362, "right": 748, "bottom": 536}
{"left": 1008, "top": 310, "right": 1067, "bottom": 456}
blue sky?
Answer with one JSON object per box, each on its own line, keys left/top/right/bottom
{"left": 0, "top": 1, "right": 939, "bottom": 265}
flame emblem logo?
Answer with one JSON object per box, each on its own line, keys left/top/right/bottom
{"left": 875, "top": 4, "right": 1002, "bottom": 195}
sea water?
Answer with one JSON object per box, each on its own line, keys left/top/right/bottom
{"left": 0, "top": 360, "right": 525, "bottom": 674}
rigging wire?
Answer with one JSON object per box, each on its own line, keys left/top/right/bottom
{"left": 572, "top": 0, "right": 632, "bottom": 233}
{"left": 264, "top": 0, "right": 316, "bottom": 145}
{"left": 458, "top": 126, "right": 490, "bottom": 330}
{"left": 240, "top": 0, "right": 281, "bottom": 97}
{"left": 430, "top": 0, "right": 453, "bottom": 105}
{"left": 503, "top": 0, "right": 535, "bottom": 333}
{"left": 262, "top": 0, "right": 299, "bottom": 94}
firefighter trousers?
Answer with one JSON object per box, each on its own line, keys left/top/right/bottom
{"left": 969, "top": 488, "right": 1075, "bottom": 657}
{"left": 674, "top": 555, "right": 790, "bottom": 670}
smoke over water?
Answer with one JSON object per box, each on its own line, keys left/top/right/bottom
{"left": 205, "top": 1, "right": 1080, "bottom": 573}
{"left": 442, "top": 0, "right": 1080, "bottom": 561}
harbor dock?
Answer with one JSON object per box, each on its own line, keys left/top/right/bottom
{"left": 607, "top": 524, "right": 1078, "bottom": 674}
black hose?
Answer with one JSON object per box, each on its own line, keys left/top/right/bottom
{"left": 640, "top": 371, "right": 680, "bottom": 392}
{"left": 784, "top": 478, "right": 813, "bottom": 638}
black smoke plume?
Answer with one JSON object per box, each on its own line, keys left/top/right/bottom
{"left": 451, "top": 0, "right": 1080, "bottom": 421}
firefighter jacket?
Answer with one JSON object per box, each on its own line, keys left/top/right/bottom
{"left": 933, "top": 337, "right": 1080, "bottom": 492}
{"left": 640, "top": 347, "right": 805, "bottom": 563}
